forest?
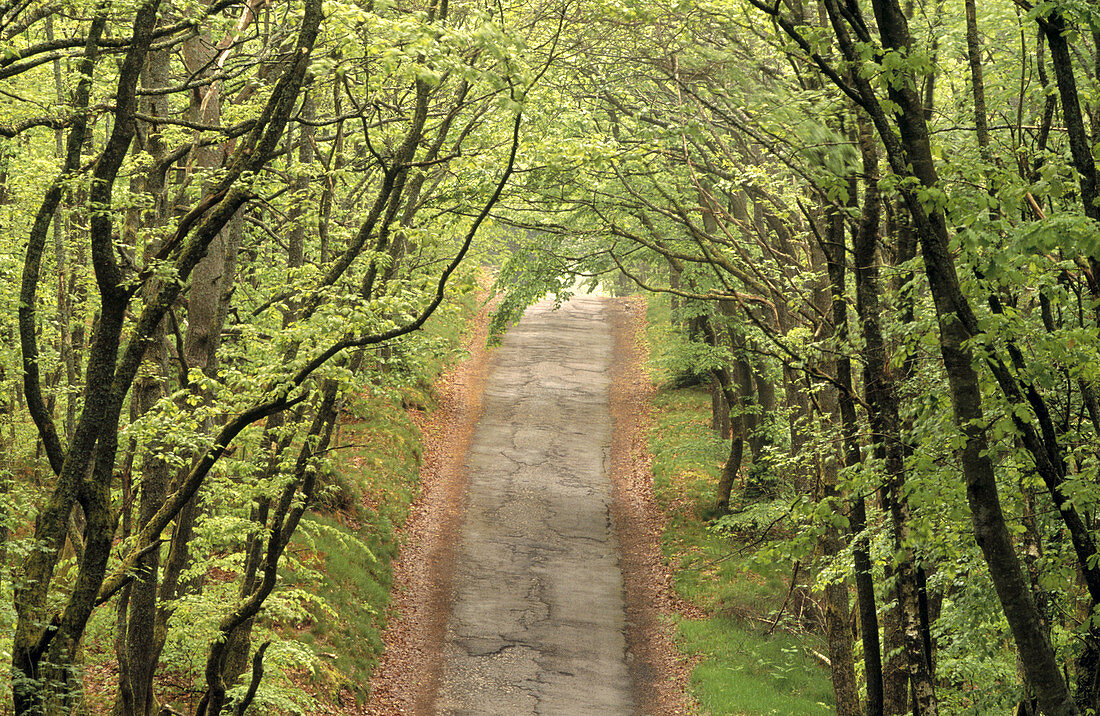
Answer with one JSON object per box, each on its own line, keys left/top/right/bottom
{"left": 1, "top": 0, "right": 1100, "bottom": 713}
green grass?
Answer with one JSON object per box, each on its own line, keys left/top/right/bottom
{"left": 292, "top": 510, "right": 398, "bottom": 696}
{"left": 680, "top": 617, "right": 833, "bottom": 715}
{"left": 645, "top": 298, "right": 833, "bottom": 715}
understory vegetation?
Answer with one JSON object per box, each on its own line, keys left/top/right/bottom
{"left": 644, "top": 284, "right": 1048, "bottom": 714}
{"left": 288, "top": 279, "right": 482, "bottom": 706}
{"left": 490, "top": 0, "right": 1100, "bottom": 712}
{"left": 646, "top": 298, "right": 834, "bottom": 715}
{"left": 4, "top": 271, "right": 482, "bottom": 713}
{"left": 0, "top": 0, "right": 531, "bottom": 706}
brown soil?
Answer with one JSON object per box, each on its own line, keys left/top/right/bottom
{"left": 363, "top": 295, "right": 693, "bottom": 715}
{"left": 605, "top": 297, "right": 696, "bottom": 716}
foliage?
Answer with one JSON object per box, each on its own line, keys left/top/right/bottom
{"left": 477, "top": 0, "right": 1100, "bottom": 710}
{"left": 0, "top": 0, "right": 528, "bottom": 707}
{"left": 646, "top": 299, "right": 833, "bottom": 714}
{"left": 7, "top": 0, "right": 1100, "bottom": 710}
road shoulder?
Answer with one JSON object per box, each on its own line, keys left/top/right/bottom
{"left": 607, "top": 296, "right": 696, "bottom": 715}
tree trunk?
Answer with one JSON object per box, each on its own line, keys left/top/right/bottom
{"left": 849, "top": 111, "right": 938, "bottom": 716}
{"left": 669, "top": 260, "right": 681, "bottom": 320}
{"left": 115, "top": 42, "right": 175, "bottom": 716}
{"left": 14, "top": 5, "right": 162, "bottom": 711}
{"left": 817, "top": 0, "right": 1079, "bottom": 710}
{"left": 749, "top": 360, "right": 774, "bottom": 463}
{"left": 711, "top": 373, "right": 731, "bottom": 439}
{"left": 713, "top": 337, "right": 752, "bottom": 511}
{"left": 815, "top": 198, "right": 862, "bottom": 716}
{"left": 822, "top": 519, "right": 860, "bottom": 716}
{"left": 714, "top": 404, "right": 743, "bottom": 514}
{"left": 1038, "top": 13, "right": 1100, "bottom": 709}
{"left": 850, "top": 110, "right": 885, "bottom": 716}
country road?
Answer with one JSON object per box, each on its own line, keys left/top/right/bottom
{"left": 434, "top": 297, "right": 634, "bottom": 715}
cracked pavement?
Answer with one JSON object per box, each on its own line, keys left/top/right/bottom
{"left": 434, "top": 297, "right": 634, "bottom": 715}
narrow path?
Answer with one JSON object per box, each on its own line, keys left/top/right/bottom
{"left": 434, "top": 297, "right": 633, "bottom": 715}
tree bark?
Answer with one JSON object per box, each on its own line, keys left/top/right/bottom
{"left": 712, "top": 327, "right": 750, "bottom": 512}
{"left": 818, "top": 203, "right": 860, "bottom": 716}
{"left": 115, "top": 41, "right": 175, "bottom": 716}
{"left": 14, "top": 5, "right": 161, "bottom": 711}
{"left": 851, "top": 110, "right": 885, "bottom": 716}
{"left": 850, "top": 0, "right": 1075, "bottom": 711}
{"left": 11, "top": 0, "right": 324, "bottom": 707}
{"left": 1038, "top": 12, "right": 1100, "bottom": 709}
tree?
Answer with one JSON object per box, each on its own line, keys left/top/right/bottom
{"left": 3, "top": 0, "right": 534, "bottom": 711}
{"left": 489, "top": 0, "right": 1100, "bottom": 712}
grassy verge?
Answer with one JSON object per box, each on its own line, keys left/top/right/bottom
{"left": 286, "top": 272, "right": 484, "bottom": 705}
{"left": 644, "top": 298, "right": 833, "bottom": 715}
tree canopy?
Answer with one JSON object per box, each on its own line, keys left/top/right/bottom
{"left": 4, "top": 0, "right": 1100, "bottom": 713}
